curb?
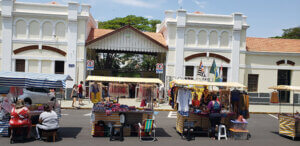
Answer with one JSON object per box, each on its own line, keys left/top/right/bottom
{"left": 61, "top": 107, "right": 175, "bottom": 111}
{"left": 61, "top": 107, "right": 294, "bottom": 114}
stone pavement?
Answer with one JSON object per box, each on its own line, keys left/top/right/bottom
{"left": 59, "top": 98, "right": 300, "bottom": 113}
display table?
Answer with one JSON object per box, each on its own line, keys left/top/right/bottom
{"left": 176, "top": 112, "right": 236, "bottom": 134}
{"left": 279, "top": 114, "right": 300, "bottom": 139}
{"left": 91, "top": 110, "right": 153, "bottom": 136}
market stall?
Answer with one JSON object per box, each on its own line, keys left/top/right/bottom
{"left": 269, "top": 85, "right": 300, "bottom": 140}
{"left": 86, "top": 76, "right": 162, "bottom": 138}
{"left": 0, "top": 71, "right": 72, "bottom": 138}
{"left": 169, "top": 79, "right": 249, "bottom": 137}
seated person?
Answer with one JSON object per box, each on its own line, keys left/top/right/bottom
{"left": 9, "top": 99, "right": 31, "bottom": 138}
{"left": 35, "top": 104, "right": 59, "bottom": 140}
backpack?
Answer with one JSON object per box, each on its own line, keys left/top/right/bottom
{"left": 213, "top": 101, "right": 220, "bottom": 110}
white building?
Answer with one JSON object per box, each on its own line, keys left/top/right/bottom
{"left": 0, "top": 0, "right": 97, "bottom": 88}
{"left": 0, "top": 1, "right": 300, "bottom": 103}
{"left": 156, "top": 10, "right": 300, "bottom": 103}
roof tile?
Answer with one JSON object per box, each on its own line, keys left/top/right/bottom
{"left": 246, "top": 37, "right": 300, "bottom": 53}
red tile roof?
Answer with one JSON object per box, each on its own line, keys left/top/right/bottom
{"left": 86, "top": 26, "right": 167, "bottom": 49}
{"left": 246, "top": 37, "right": 300, "bottom": 53}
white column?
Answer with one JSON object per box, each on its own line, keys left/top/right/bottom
{"left": 66, "top": 2, "right": 79, "bottom": 88}
{"left": 1, "top": 0, "right": 14, "bottom": 71}
{"left": 218, "top": 35, "right": 221, "bottom": 48}
{"left": 174, "top": 9, "right": 186, "bottom": 78}
{"left": 38, "top": 60, "right": 42, "bottom": 73}
{"left": 11, "top": 59, "right": 15, "bottom": 71}
{"left": 230, "top": 13, "right": 243, "bottom": 82}
{"left": 206, "top": 33, "right": 210, "bottom": 48}
{"left": 193, "top": 65, "right": 198, "bottom": 80}
{"left": 51, "top": 60, "right": 55, "bottom": 74}
{"left": 25, "top": 59, "right": 29, "bottom": 72}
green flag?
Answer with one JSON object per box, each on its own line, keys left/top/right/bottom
{"left": 210, "top": 59, "right": 217, "bottom": 74}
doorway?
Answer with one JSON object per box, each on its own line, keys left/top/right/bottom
{"left": 277, "top": 70, "right": 291, "bottom": 103}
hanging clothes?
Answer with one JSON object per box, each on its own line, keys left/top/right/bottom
{"left": 231, "top": 89, "right": 240, "bottom": 114}
{"left": 177, "top": 88, "right": 192, "bottom": 116}
{"left": 90, "top": 83, "right": 102, "bottom": 103}
{"left": 138, "top": 84, "right": 156, "bottom": 102}
{"left": 108, "top": 83, "right": 129, "bottom": 97}
{"left": 270, "top": 91, "right": 279, "bottom": 103}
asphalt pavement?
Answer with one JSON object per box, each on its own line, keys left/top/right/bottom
{"left": 0, "top": 110, "right": 299, "bottom": 146}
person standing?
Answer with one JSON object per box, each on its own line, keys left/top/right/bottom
{"left": 207, "top": 94, "right": 221, "bottom": 140}
{"left": 78, "top": 81, "right": 84, "bottom": 105}
{"left": 70, "top": 84, "right": 78, "bottom": 107}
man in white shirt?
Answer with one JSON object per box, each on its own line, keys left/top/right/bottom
{"left": 36, "top": 104, "right": 59, "bottom": 140}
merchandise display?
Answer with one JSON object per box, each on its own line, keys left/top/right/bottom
{"left": 86, "top": 76, "right": 162, "bottom": 139}
{"left": 169, "top": 79, "right": 249, "bottom": 138}
{"left": 269, "top": 85, "right": 300, "bottom": 140}
{"left": 109, "top": 83, "right": 129, "bottom": 98}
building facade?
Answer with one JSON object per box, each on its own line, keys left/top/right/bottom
{"left": 0, "top": 0, "right": 97, "bottom": 88}
{"left": 157, "top": 10, "right": 300, "bottom": 103}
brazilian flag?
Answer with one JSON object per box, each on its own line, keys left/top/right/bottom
{"left": 209, "top": 59, "right": 217, "bottom": 74}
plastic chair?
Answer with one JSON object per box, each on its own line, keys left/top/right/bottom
{"left": 138, "top": 119, "right": 156, "bottom": 141}
{"left": 218, "top": 124, "right": 227, "bottom": 140}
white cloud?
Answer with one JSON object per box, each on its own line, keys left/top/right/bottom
{"left": 178, "top": 0, "right": 183, "bottom": 5}
{"left": 194, "top": 0, "right": 206, "bottom": 9}
{"left": 111, "top": 0, "right": 157, "bottom": 8}
{"left": 145, "top": 15, "right": 154, "bottom": 19}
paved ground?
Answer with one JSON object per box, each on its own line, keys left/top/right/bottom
{"left": 60, "top": 99, "right": 300, "bottom": 113}
{"left": 0, "top": 110, "right": 299, "bottom": 146}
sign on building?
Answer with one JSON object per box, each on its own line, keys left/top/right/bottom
{"left": 87, "top": 60, "right": 94, "bottom": 70}
{"left": 156, "top": 63, "right": 163, "bottom": 74}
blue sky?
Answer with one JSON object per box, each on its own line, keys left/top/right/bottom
{"left": 20, "top": 0, "right": 300, "bottom": 38}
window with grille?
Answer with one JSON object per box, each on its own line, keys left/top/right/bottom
{"left": 16, "top": 59, "right": 25, "bottom": 72}
{"left": 55, "top": 61, "right": 64, "bottom": 74}
{"left": 185, "top": 66, "right": 194, "bottom": 77}
{"left": 248, "top": 74, "right": 258, "bottom": 92}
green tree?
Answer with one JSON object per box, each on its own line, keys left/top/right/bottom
{"left": 98, "top": 15, "right": 161, "bottom": 32}
{"left": 96, "top": 15, "right": 161, "bottom": 73}
{"left": 272, "top": 26, "right": 300, "bottom": 39}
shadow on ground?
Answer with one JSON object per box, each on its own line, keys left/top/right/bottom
{"left": 58, "top": 127, "right": 82, "bottom": 139}
{"left": 271, "top": 131, "right": 300, "bottom": 141}
{"left": 155, "top": 128, "right": 172, "bottom": 137}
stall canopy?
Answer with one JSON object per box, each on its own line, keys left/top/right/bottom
{"left": 170, "top": 79, "right": 246, "bottom": 88}
{"left": 86, "top": 76, "right": 163, "bottom": 84}
{"left": 269, "top": 85, "right": 300, "bottom": 92}
{"left": 0, "top": 72, "right": 72, "bottom": 88}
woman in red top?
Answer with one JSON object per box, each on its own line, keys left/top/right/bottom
{"left": 9, "top": 99, "right": 31, "bottom": 138}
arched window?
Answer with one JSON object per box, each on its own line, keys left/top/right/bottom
{"left": 197, "top": 30, "right": 207, "bottom": 47}
{"left": 16, "top": 20, "right": 27, "bottom": 38}
{"left": 55, "top": 22, "right": 66, "bottom": 40}
{"left": 29, "top": 21, "right": 40, "bottom": 39}
{"left": 220, "top": 31, "right": 229, "bottom": 47}
{"left": 185, "top": 30, "right": 196, "bottom": 46}
{"left": 209, "top": 30, "right": 218, "bottom": 47}
{"left": 42, "top": 22, "right": 53, "bottom": 40}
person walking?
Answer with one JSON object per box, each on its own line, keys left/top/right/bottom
{"left": 78, "top": 81, "right": 84, "bottom": 105}
{"left": 70, "top": 84, "right": 78, "bottom": 107}
{"left": 207, "top": 94, "right": 221, "bottom": 140}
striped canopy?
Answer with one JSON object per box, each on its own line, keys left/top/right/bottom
{"left": 0, "top": 72, "right": 72, "bottom": 88}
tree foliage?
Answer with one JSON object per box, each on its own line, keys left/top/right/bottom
{"left": 95, "top": 15, "right": 161, "bottom": 73}
{"left": 272, "top": 27, "right": 300, "bottom": 39}
{"left": 98, "top": 15, "right": 161, "bottom": 32}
